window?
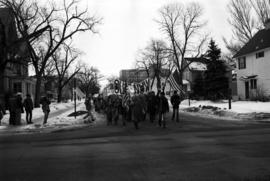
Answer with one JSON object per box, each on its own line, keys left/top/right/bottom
{"left": 256, "top": 51, "right": 264, "bottom": 59}
{"left": 13, "top": 82, "right": 22, "bottom": 93}
{"left": 238, "top": 57, "right": 246, "bottom": 69}
{"left": 250, "top": 79, "right": 257, "bottom": 89}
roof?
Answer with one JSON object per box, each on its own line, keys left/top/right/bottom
{"left": 240, "top": 75, "right": 258, "bottom": 81}
{"left": 234, "top": 28, "right": 270, "bottom": 58}
{"left": 185, "top": 57, "right": 208, "bottom": 71}
{"left": 188, "top": 61, "right": 207, "bottom": 71}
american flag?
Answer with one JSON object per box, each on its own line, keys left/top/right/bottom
{"left": 122, "top": 93, "right": 130, "bottom": 107}
{"left": 168, "top": 70, "right": 185, "bottom": 94}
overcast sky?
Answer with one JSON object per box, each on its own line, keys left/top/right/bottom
{"left": 73, "top": 0, "right": 232, "bottom": 81}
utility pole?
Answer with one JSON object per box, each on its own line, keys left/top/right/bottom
{"left": 228, "top": 88, "right": 232, "bottom": 110}
{"left": 74, "top": 78, "right": 77, "bottom": 119}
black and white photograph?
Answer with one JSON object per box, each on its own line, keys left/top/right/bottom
{"left": 1, "top": 0, "right": 270, "bottom": 180}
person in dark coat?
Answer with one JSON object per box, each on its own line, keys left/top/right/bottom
{"left": 111, "top": 94, "right": 120, "bottom": 125}
{"left": 84, "top": 96, "right": 94, "bottom": 122}
{"left": 158, "top": 92, "right": 169, "bottom": 128}
{"left": 0, "top": 102, "right": 5, "bottom": 125}
{"left": 8, "top": 94, "right": 16, "bottom": 125}
{"left": 170, "top": 91, "right": 181, "bottom": 122}
{"left": 23, "top": 94, "right": 34, "bottom": 124}
{"left": 15, "top": 93, "right": 24, "bottom": 125}
{"left": 147, "top": 91, "right": 157, "bottom": 123}
{"left": 40, "top": 95, "right": 51, "bottom": 124}
{"left": 132, "top": 92, "right": 147, "bottom": 129}
{"left": 104, "top": 96, "right": 112, "bottom": 125}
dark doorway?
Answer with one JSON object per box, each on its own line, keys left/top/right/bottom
{"left": 245, "top": 82, "right": 249, "bottom": 99}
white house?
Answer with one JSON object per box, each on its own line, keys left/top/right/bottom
{"left": 234, "top": 19, "right": 270, "bottom": 100}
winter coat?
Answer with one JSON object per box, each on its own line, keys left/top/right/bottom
{"left": 16, "top": 95, "right": 24, "bottom": 113}
{"left": 158, "top": 96, "right": 169, "bottom": 114}
{"left": 170, "top": 94, "right": 181, "bottom": 109}
{"left": 23, "top": 98, "right": 34, "bottom": 111}
{"left": 40, "top": 97, "right": 51, "bottom": 113}
{"left": 132, "top": 94, "right": 147, "bottom": 122}
{"left": 147, "top": 93, "right": 157, "bottom": 114}
{"left": 15, "top": 95, "right": 23, "bottom": 125}
{"left": 0, "top": 103, "right": 5, "bottom": 121}
{"left": 85, "top": 98, "right": 92, "bottom": 111}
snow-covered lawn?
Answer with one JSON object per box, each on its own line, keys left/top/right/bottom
{"left": 180, "top": 100, "right": 270, "bottom": 114}
{"left": 0, "top": 100, "right": 91, "bottom": 134}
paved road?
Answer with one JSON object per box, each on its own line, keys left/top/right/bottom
{"left": 1, "top": 112, "right": 270, "bottom": 181}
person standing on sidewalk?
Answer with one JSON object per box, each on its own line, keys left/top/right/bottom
{"left": 170, "top": 91, "right": 181, "bottom": 122}
{"left": 15, "top": 93, "right": 24, "bottom": 125}
{"left": 158, "top": 92, "right": 169, "bottom": 128}
{"left": 84, "top": 96, "right": 94, "bottom": 122}
{"left": 40, "top": 95, "right": 51, "bottom": 124}
{"left": 23, "top": 94, "right": 34, "bottom": 124}
{"left": 8, "top": 94, "right": 16, "bottom": 125}
{"left": 0, "top": 101, "right": 5, "bottom": 125}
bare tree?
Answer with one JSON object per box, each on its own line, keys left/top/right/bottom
{"left": 157, "top": 2, "right": 208, "bottom": 86}
{"left": 0, "top": 0, "right": 50, "bottom": 85}
{"left": 78, "top": 64, "right": 101, "bottom": 97}
{"left": 227, "top": 0, "right": 256, "bottom": 45}
{"left": 43, "top": 59, "right": 56, "bottom": 77}
{"left": 250, "top": 0, "right": 270, "bottom": 27}
{"left": 225, "top": 0, "right": 270, "bottom": 54}
{"left": 52, "top": 45, "right": 81, "bottom": 103}
{"left": 145, "top": 39, "right": 169, "bottom": 90}
{"left": 135, "top": 50, "right": 151, "bottom": 81}
{"left": 2, "top": 0, "right": 101, "bottom": 107}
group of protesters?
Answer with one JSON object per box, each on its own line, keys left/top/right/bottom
{"left": 86, "top": 90, "right": 183, "bottom": 129}
{"left": 0, "top": 93, "right": 51, "bottom": 126}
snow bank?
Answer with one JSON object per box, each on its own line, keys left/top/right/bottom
{"left": 180, "top": 99, "right": 270, "bottom": 120}
{"left": 181, "top": 100, "right": 270, "bottom": 114}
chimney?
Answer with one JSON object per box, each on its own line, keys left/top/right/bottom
{"left": 265, "top": 19, "right": 270, "bottom": 29}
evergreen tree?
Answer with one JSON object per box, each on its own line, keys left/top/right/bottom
{"left": 206, "top": 39, "right": 221, "bottom": 61}
{"left": 204, "top": 39, "right": 228, "bottom": 100}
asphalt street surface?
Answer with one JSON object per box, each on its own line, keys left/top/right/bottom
{"left": 1, "top": 112, "right": 270, "bottom": 181}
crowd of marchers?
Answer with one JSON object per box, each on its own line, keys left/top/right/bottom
{"left": 85, "top": 90, "right": 184, "bottom": 129}
{"left": 0, "top": 93, "right": 51, "bottom": 126}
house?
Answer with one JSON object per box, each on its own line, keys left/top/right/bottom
{"left": 234, "top": 19, "right": 270, "bottom": 100}
{"left": 182, "top": 57, "right": 208, "bottom": 93}
{"left": 0, "top": 8, "right": 35, "bottom": 108}
{"left": 182, "top": 57, "right": 235, "bottom": 99}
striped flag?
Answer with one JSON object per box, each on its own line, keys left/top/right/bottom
{"left": 122, "top": 93, "right": 130, "bottom": 107}
{"left": 168, "top": 71, "right": 185, "bottom": 94}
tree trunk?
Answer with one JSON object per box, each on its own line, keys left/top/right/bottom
{"left": 177, "top": 71, "right": 183, "bottom": 88}
{"left": 151, "top": 76, "right": 155, "bottom": 90}
{"left": 57, "top": 86, "right": 63, "bottom": 103}
{"left": 157, "top": 76, "right": 161, "bottom": 91}
{"left": 34, "top": 74, "right": 42, "bottom": 107}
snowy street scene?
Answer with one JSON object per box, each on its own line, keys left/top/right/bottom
{"left": 1, "top": 0, "right": 270, "bottom": 180}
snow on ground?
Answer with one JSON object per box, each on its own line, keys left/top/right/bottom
{"left": 1, "top": 100, "right": 76, "bottom": 125}
{"left": 179, "top": 99, "right": 270, "bottom": 121}
{"left": 0, "top": 100, "right": 93, "bottom": 134}
{"left": 180, "top": 100, "right": 270, "bottom": 114}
